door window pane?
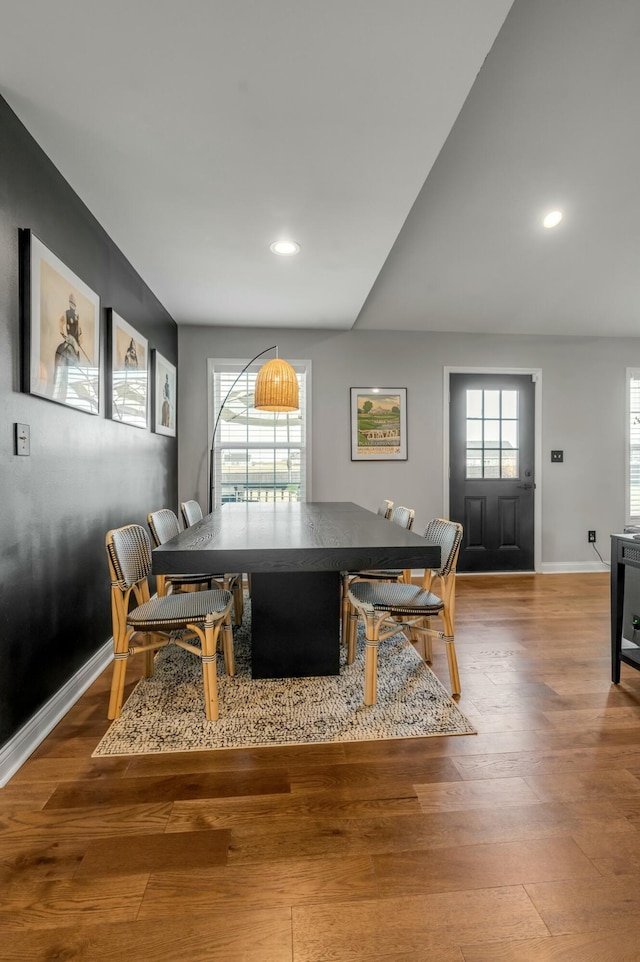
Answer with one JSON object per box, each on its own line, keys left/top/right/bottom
{"left": 483, "top": 453, "right": 500, "bottom": 478}
{"left": 502, "top": 391, "right": 518, "bottom": 419}
{"left": 484, "top": 419, "right": 501, "bottom": 448}
{"left": 501, "top": 451, "right": 519, "bottom": 477}
{"left": 466, "top": 450, "right": 482, "bottom": 477}
{"left": 466, "top": 390, "right": 483, "bottom": 417}
{"left": 466, "top": 420, "right": 482, "bottom": 446}
{"left": 484, "top": 391, "right": 500, "bottom": 418}
{"left": 502, "top": 421, "right": 518, "bottom": 450}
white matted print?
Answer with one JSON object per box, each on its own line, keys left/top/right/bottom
{"left": 109, "top": 311, "right": 148, "bottom": 429}
{"left": 153, "top": 351, "right": 176, "bottom": 436}
{"left": 21, "top": 231, "right": 100, "bottom": 414}
{"left": 350, "top": 387, "right": 408, "bottom": 460}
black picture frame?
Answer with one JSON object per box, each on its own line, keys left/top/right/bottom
{"left": 20, "top": 229, "right": 101, "bottom": 414}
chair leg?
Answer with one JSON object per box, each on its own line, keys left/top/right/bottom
{"left": 108, "top": 652, "right": 128, "bottom": 719}
{"left": 445, "top": 639, "right": 461, "bottom": 696}
{"left": 233, "top": 581, "right": 243, "bottom": 625}
{"left": 442, "top": 607, "right": 460, "bottom": 696}
{"left": 220, "top": 615, "right": 235, "bottom": 676}
{"left": 423, "top": 618, "right": 433, "bottom": 662}
{"left": 341, "top": 572, "right": 351, "bottom": 644}
{"left": 364, "top": 642, "right": 379, "bottom": 705}
{"left": 363, "top": 611, "right": 379, "bottom": 705}
{"left": 143, "top": 644, "right": 155, "bottom": 678}
{"left": 200, "top": 621, "right": 219, "bottom": 721}
{"left": 347, "top": 606, "right": 359, "bottom": 664}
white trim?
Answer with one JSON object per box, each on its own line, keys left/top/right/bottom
{"left": 443, "top": 366, "right": 543, "bottom": 573}
{"left": 0, "top": 640, "right": 113, "bottom": 787}
{"left": 627, "top": 367, "right": 640, "bottom": 524}
{"left": 540, "top": 561, "right": 609, "bottom": 573}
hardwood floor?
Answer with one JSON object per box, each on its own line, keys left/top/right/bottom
{"left": 3, "top": 572, "right": 640, "bottom": 961}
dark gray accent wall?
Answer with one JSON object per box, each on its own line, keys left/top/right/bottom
{"left": 0, "top": 95, "right": 177, "bottom": 747}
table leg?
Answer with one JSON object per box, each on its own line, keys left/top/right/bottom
{"left": 250, "top": 571, "right": 341, "bottom": 678}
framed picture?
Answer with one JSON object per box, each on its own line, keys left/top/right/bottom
{"left": 350, "top": 387, "right": 408, "bottom": 461}
{"left": 108, "top": 310, "right": 149, "bottom": 428}
{"left": 152, "top": 350, "right": 176, "bottom": 436}
{"left": 20, "top": 230, "right": 100, "bottom": 414}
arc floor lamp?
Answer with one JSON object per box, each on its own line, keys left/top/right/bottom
{"left": 208, "top": 346, "right": 299, "bottom": 512}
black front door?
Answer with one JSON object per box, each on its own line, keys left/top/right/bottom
{"left": 449, "top": 373, "right": 535, "bottom": 572}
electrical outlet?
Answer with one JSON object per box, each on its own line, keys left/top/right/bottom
{"left": 588, "top": 530, "right": 596, "bottom": 543}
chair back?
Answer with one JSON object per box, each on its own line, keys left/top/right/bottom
{"left": 423, "top": 518, "right": 463, "bottom": 577}
{"left": 376, "top": 499, "right": 394, "bottom": 519}
{"left": 148, "top": 508, "right": 181, "bottom": 548}
{"left": 390, "top": 505, "right": 415, "bottom": 531}
{"left": 106, "top": 524, "right": 152, "bottom": 590}
{"left": 181, "top": 500, "right": 204, "bottom": 528}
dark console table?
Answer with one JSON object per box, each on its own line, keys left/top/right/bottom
{"left": 153, "top": 501, "right": 440, "bottom": 679}
{"left": 611, "top": 532, "right": 640, "bottom": 681}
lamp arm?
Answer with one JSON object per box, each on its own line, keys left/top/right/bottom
{"left": 208, "top": 345, "right": 277, "bottom": 513}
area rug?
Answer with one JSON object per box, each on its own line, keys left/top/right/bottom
{"left": 93, "top": 600, "right": 476, "bottom": 756}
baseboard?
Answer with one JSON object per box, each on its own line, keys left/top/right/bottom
{"left": 0, "top": 640, "right": 113, "bottom": 787}
{"left": 540, "top": 561, "right": 609, "bottom": 573}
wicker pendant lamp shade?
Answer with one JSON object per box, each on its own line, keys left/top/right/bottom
{"left": 254, "top": 357, "right": 299, "bottom": 411}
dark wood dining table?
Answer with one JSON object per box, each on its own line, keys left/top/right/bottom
{"left": 152, "top": 501, "right": 440, "bottom": 679}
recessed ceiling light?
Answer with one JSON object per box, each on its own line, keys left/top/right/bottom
{"left": 270, "top": 240, "right": 300, "bottom": 256}
{"left": 543, "top": 210, "right": 563, "bottom": 229}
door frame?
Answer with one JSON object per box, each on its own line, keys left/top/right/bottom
{"left": 443, "top": 366, "right": 543, "bottom": 574}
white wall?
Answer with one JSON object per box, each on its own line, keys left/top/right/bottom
{"left": 178, "top": 325, "right": 638, "bottom": 567}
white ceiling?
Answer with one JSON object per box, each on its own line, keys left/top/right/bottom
{"left": 2, "top": 0, "right": 639, "bottom": 337}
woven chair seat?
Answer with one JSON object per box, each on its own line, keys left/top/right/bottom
{"left": 349, "top": 580, "right": 444, "bottom": 617}
{"left": 127, "top": 587, "right": 233, "bottom": 631}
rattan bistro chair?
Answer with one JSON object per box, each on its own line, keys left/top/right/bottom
{"left": 148, "top": 508, "right": 216, "bottom": 597}
{"left": 377, "top": 499, "right": 394, "bottom": 520}
{"left": 178, "top": 500, "right": 244, "bottom": 625}
{"left": 105, "top": 524, "right": 235, "bottom": 721}
{"left": 347, "top": 518, "right": 463, "bottom": 705}
{"left": 341, "top": 504, "right": 414, "bottom": 643}
{"left": 180, "top": 499, "right": 204, "bottom": 528}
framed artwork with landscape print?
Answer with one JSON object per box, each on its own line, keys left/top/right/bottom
{"left": 20, "top": 230, "right": 100, "bottom": 414}
{"left": 350, "top": 387, "right": 408, "bottom": 461}
{"left": 109, "top": 310, "right": 148, "bottom": 429}
{"left": 152, "top": 350, "right": 176, "bottom": 436}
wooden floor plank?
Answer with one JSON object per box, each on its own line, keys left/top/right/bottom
{"left": 371, "top": 837, "right": 600, "bottom": 894}
{"left": 0, "top": 873, "right": 148, "bottom": 930}
{"left": 137, "top": 854, "right": 379, "bottom": 917}
{"left": 0, "top": 908, "right": 293, "bottom": 962}
{"left": 291, "top": 887, "right": 549, "bottom": 961}
{"left": 525, "top": 876, "right": 640, "bottom": 935}
{"left": 75, "top": 827, "right": 231, "bottom": 877}
{"left": 42, "top": 770, "right": 291, "bottom": 809}
{"left": 461, "top": 930, "right": 640, "bottom": 961}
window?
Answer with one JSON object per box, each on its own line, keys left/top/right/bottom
{"left": 628, "top": 369, "right": 640, "bottom": 521}
{"left": 465, "top": 388, "right": 519, "bottom": 479}
{"left": 208, "top": 358, "right": 310, "bottom": 508}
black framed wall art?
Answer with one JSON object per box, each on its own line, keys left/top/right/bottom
{"left": 152, "top": 350, "right": 176, "bottom": 436}
{"left": 20, "top": 230, "right": 100, "bottom": 414}
{"left": 108, "top": 309, "right": 149, "bottom": 429}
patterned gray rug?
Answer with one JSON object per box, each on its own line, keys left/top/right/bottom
{"left": 93, "top": 601, "right": 476, "bottom": 756}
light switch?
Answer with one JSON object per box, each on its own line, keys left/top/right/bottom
{"left": 551, "top": 449, "right": 563, "bottom": 463}
{"left": 15, "top": 423, "right": 30, "bottom": 456}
